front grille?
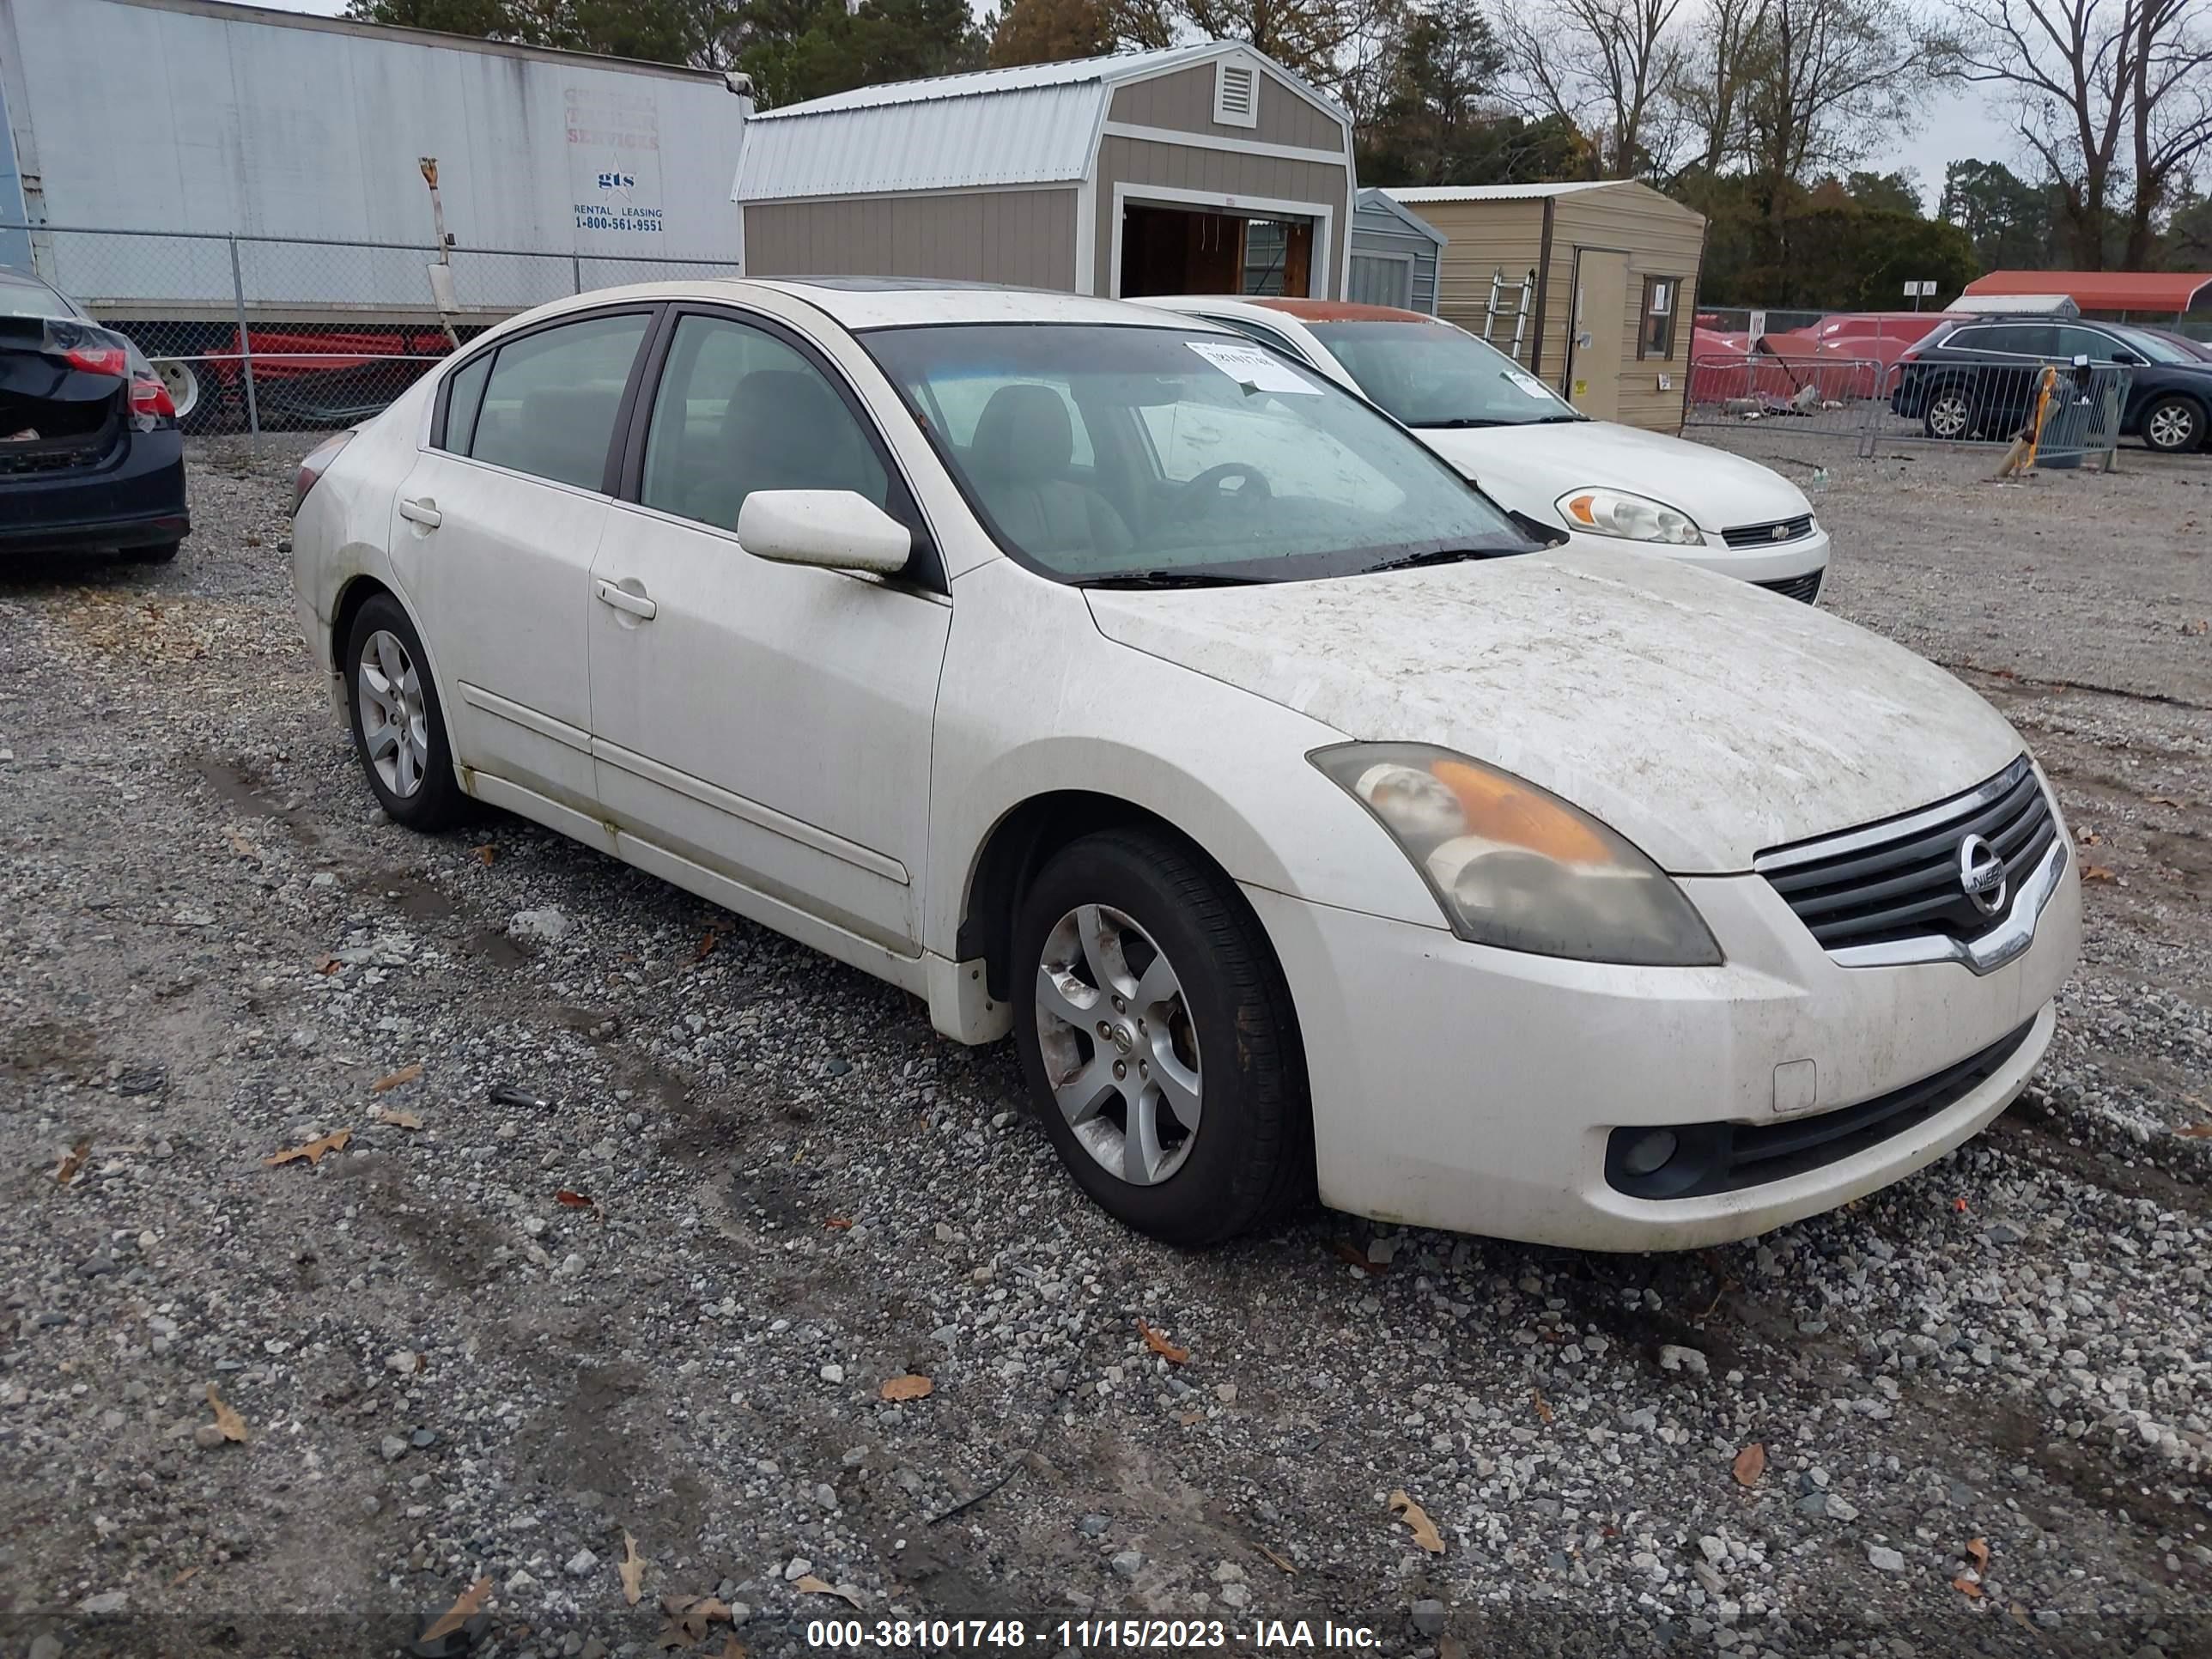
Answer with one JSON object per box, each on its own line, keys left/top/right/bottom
{"left": 1756, "top": 569, "right": 1823, "bottom": 604}
{"left": 1758, "top": 757, "right": 2057, "bottom": 951}
{"left": 1605, "top": 1017, "right": 2037, "bottom": 1200}
{"left": 1721, "top": 513, "right": 1815, "bottom": 549}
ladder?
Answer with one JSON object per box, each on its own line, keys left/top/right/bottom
{"left": 1482, "top": 268, "right": 1537, "bottom": 362}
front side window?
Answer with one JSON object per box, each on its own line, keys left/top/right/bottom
{"left": 639, "top": 313, "right": 889, "bottom": 532}
{"left": 1638, "top": 276, "right": 1677, "bottom": 359}
{"left": 1306, "top": 319, "right": 1582, "bottom": 429}
{"left": 466, "top": 311, "right": 650, "bottom": 490}
{"left": 864, "top": 322, "right": 1534, "bottom": 585}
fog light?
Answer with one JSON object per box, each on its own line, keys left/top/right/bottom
{"left": 1620, "top": 1129, "right": 1678, "bottom": 1178}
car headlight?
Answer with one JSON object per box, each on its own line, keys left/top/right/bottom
{"left": 1311, "top": 743, "right": 1722, "bottom": 966}
{"left": 1556, "top": 488, "right": 1705, "bottom": 545}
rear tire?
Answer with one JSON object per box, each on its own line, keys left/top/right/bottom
{"left": 116, "top": 538, "right": 182, "bottom": 565}
{"left": 1012, "top": 827, "right": 1309, "bottom": 1247}
{"left": 343, "top": 592, "right": 469, "bottom": 832}
{"left": 2140, "top": 393, "right": 2204, "bottom": 454}
{"left": 1921, "top": 381, "right": 1976, "bottom": 441}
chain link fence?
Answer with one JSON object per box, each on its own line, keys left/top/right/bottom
{"left": 5, "top": 224, "right": 744, "bottom": 440}
{"left": 1687, "top": 350, "right": 2133, "bottom": 467}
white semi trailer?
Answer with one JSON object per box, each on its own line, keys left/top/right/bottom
{"left": 0, "top": 0, "right": 752, "bottom": 425}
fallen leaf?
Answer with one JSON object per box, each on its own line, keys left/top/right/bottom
{"left": 1138, "top": 1318, "right": 1189, "bottom": 1364}
{"left": 618, "top": 1530, "right": 645, "bottom": 1606}
{"left": 823, "top": 1216, "right": 853, "bottom": 1230}
{"left": 172, "top": 1565, "right": 201, "bottom": 1587}
{"left": 2075, "top": 828, "right": 2102, "bottom": 845}
{"left": 1388, "top": 1489, "right": 1444, "bottom": 1554}
{"left": 226, "top": 831, "right": 261, "bottom": 861}
{"left": 419, "top": 1576, "right": 492, "bottom": 1645}
{"left": 1731, "top": 1443, "right": 1766, "bottom": 1487}
{"left": 1255, "top": 1542, "right": 1296, "bottom": 1575}
{"left": 658, "top": 1595, "right": 733, "bottom": 1644}
{"left": 2185, "top": 618, "right": 2208, "bottom": 635}
{"left": 475, "top": 843, "right": 497, "bottom": 865}
{"left": 720, "top": 1639, "right": 748, "bottom": 1659}
{"left": 371, "top": 1107, "right": 424, "bottom": 1131}
{"left": 314, "top": 955, "right": 343, "bottom": 975}
{"left": 371, "top": 1062, "right": 422, "bottom": 1093}
{"left": 695, "top": 930, "right": 718, "bottom": 961}
{"left": 2145, "top": 795, "right": 2186, "bottom": 807}
{"left": 1532, "top": 1389, "right": 1554, "bottom": 1425}
{"left": 555, "top": 1189, "right": 596, "bottom": 1208}
{"left": 55, "top": 1135, "right": 91, "bottom": 1185}
{"left": 794, "top": 1574, "right": 863, "bottom": 1607}
{"left": 1331, "top": 1239, "right": 1382, "bottom": 1275}
{"left": 1176, "top": 1408, "right": 1206, "bottom": 1425}
{"left": 2008, "top": 1603, "right": 2033, "bottom": 1629}
{"left": 263, "top": 1129, "right": 351, "bottom": 1168}
{"left": 1954, "top": 1576, "right": 1984, "bottom": 1599}
{"left": 1967, "top": 1537, "right": 1990, "bottom": 1573}
{"left": 205, "top": 1382, "right": 247, "bottom": 1443}
{"left": 2178, "top": 1123, "right": 2212, "bottom": 1139}
{"left": 2082, "top": 865, "right": 2117, "bottom": 882}
{"left": 879, "top": 1373, "right": 933, "bottom": 1402}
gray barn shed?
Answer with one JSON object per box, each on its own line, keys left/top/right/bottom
{"left": 1347, "top": 188, "right": 1445, "bottom": 313}
{"left": 732, "top": 44, "right": 1357, "bottom": 300}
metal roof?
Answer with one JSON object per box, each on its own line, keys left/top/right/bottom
{"left": 734, "top": 43, "right": 1349, "bottom": 204}
{"left": 1385, "top": 182, "right": 1620, "bottom": 202}
{"left": 1962, "top": 269, "right": 2212, "bottom": 314}
{"left": 1354, "top": 186, "right": 1446, "bottom": 247}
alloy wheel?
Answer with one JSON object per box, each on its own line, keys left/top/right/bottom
{"left": 1928, "top": 392, "right": 1971, "bottom": 439}
{"left": 357, "top": 629, "right": 431, "bottom": 799}
{"left": 1033, "top": 902, "right": 1203, "bottom": 1186}
{"left": 2147, "top": 402, "right": 2197, "bottom": 451}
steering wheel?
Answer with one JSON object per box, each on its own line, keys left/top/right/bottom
{"left": 1170, "top": 461, "right": 1273, "bottom": 520}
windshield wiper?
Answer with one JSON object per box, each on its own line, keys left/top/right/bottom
{"left": 1523, "top": 413, "right": 1587, "bottom": 423}
{"left": 1407, "top": 416, "right": 1511, "bottom": 428}
{"left": 1364, "top": 546, "right": 1525, "bottom": 574}
{"left": 1075, "top": 569, "right": 1273, "bottom": 589}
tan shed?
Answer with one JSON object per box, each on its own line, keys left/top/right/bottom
{"left": 1386, "top": 182, "right": 1707, "bottom": 433}
{"left": 732, "top": 45, "right": 1357, "bottom": 301}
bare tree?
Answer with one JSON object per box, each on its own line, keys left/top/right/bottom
{"left": 1668, "top": 0, "right": 1771, "bottom": 174}
{"left": 1173, "top": 0, "right": 1405, "bottom": 97}
{"left": 1735, "top": 0, "right": 1936, "bottom": 189}
{"left": 1498, "top": 0, "right": 1686, "bottom": 174}
{"left": 2128, "top": 0, "right": 2212, "bottom": 263}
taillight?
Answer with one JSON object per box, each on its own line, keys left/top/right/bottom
{"left": 293, "top": 430, "right": 355, "bottom": 517}
{"left": 64, "top": 344, "right": 130, "bottom": 377}
{"left": 130, "top": 373, "right": 176, "bottom": 420}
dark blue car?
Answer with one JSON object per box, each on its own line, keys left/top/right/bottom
{"left": 1890, "top": 314, "right": 2212, "bottom": 455}
{"left": 2, "top": 265, "right": 190, "bottom": 562}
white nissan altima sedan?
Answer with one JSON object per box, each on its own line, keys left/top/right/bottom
{"left": 290, "top": 278, "right": 2080, "bottom": 1253}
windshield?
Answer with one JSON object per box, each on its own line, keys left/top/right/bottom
{"left": 1305, "top": 319, "right": 1583, "bottom": 428}
{"left": 2109, "top": 324, "right": 2196, "bottom": 365}
{"left": 0, "top": 277, "right": 80, "bottom": 320}
{"left": 862, "top": 323, "right": 1536, "bottom": 585}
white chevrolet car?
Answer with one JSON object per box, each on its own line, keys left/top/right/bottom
{"left": 291, "top": 279, "right": 2075, "bottom": 1252}
{"left": 1137, "top": 296, "right": 1831, "bottom": 600}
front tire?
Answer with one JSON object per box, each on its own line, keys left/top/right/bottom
{"left": 343, "top": 593, "right": 468, "bottom": 831}
{"left": 1012, "top": 827, "right": 1308, "bottom": 1247}
{"left": 2140, "top": 393, "right": 2204, "bottom": 454}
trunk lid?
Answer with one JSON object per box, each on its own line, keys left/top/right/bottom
{"left": 0, "top": 315, "right": 129, "bottom": 478}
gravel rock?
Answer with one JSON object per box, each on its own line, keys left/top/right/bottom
{"left": 1868, "top": 1546, "right": 1906, "bottom": 1573}
{"left": 565, "top": 1547, "right": 599, "bottom": 1577}
{"left": 508, "top": 906, "right": 572, "bottom": 942}
{"left": 1411, "top": 1599, "right": 1447, "bottom": 1636}
{"left": 1657, "top": 1344, "right": 1709, "bottom": 1376}
{"left": 1109, "top": 1549, "right": 1143, "bottom": 1578}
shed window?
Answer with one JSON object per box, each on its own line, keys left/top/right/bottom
{"left": 1638, "top": 276, "right": 1678, "bottom": 360}
{"left": 1213, "top": 61, "right": 1259, "bottom": 128}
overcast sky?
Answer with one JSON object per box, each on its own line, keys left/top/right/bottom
{"left": 256, "top": 0, "right": 2022, "bottom": 207}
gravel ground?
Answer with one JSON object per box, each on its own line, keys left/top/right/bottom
{"left": 1, "top": 433, "right": 2206, "bottom": 1659}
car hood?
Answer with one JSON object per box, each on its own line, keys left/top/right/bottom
{"left": 1413, "top": 419, "right": 1812, "bottom": 532}
{"left": 1085, "top": 550, "right": 2023, "bottom": 874}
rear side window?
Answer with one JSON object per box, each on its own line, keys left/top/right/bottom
{"left": 1981, "top": 324, "right": 2058, "bottom": 357}
{"left": 462, "top": 312, "right": 650, "bottom": 490}
{"left": 440, "top": 351, "right": 492, "bottom": 453}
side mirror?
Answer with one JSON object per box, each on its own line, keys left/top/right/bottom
{"left": 2113, "top": 349, "right": 2144, "bottom": 367}
{"left": 736, "top": 489, "right": 910, "bottom": 575}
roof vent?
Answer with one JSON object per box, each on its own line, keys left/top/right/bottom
{"left": 1213, "top": 60, "right": 1259, "bottom": 128}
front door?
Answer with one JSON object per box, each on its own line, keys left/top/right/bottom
{"left": 391, "top": 307, "right": 656, "bottom": 812}
{"left": 1565, "top": 248, "right": 1628, "bottom": 421}
{"left": 586, "top": 307, "right": 949, "bottom": 952}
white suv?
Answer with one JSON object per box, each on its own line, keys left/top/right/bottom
{"left": 1137, "top": 295, "right": 1831, "bottom": 601}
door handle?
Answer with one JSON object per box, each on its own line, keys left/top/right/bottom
{"left": 595, "top": 578, "right": 657, "bottom": 621}
{"left": 398, "top": 496, "right": 441, "bottom": 528}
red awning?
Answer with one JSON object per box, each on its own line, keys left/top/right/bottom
{"left": 1961, "top": 270, "right": 2212, "bottom": 313}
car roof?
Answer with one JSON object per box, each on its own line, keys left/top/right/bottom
{"left": 1249, "top": 297, "right": 1442, "bottom": 325}
{"left": 523, "top": 276, "right": 1238, "bottom": 334}
{"left": 1, "top": 264, "right": 61, "bottom": 295}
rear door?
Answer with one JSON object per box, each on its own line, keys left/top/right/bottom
{"left": 387, "top": 307, "right": 656, "bottom": 816}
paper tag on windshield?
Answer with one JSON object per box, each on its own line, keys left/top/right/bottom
{"left": 1186, "top": 339, "right": 1322, "bottom": 394}
{"left": 1505, "top": 371, "right": 1555, "bottom": 400}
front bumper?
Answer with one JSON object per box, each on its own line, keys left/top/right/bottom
{"left": 1551, "top": 522, "right": 1830, "bottom": 587}
{"left": 1242, "top": 834, "right": 2079, "bottom": 1251}
{"left": 0, "top": 428, "right": 188, "bottom": 552}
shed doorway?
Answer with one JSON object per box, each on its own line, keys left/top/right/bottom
{"left": 1119, "top": 204, "right": 1316, "bottom": 299}
{"left": 1564, "top": 247, "right": 1629, "bottom": 420}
